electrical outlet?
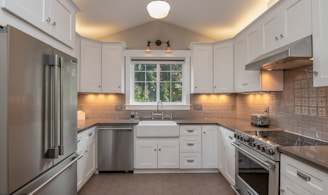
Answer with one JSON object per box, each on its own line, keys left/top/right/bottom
{"left": 193, "top": 104, "right": 202, "bottom": 110}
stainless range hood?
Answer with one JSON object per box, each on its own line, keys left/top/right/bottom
{"left": 245, "top": 36, "right": 313, "bottom": 71}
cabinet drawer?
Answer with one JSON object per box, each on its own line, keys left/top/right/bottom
{"left": 281, "top": 154, "right": 327, "bottom": 194}
{"left": 180, "top": 136, "right": 201, "bottom": 152}
{"left": 79, "top": 127, "right": 96, "bottom": 147}
{"left": 180, "top": 125, "right": 202, "bottom": 136}
{"left": 180, "top": 153, "right": 201, "bottom": 169}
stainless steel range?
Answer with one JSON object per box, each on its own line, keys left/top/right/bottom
{"left": 232, "top": 130, "right": 328, "bottom": 195}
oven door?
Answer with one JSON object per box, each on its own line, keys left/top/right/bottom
{"left": 232, "top": 142, "right": 279, "bottom": 195}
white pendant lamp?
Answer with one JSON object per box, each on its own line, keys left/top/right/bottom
{"left": 147, "top": 0, "right": 171, "bottom": 19}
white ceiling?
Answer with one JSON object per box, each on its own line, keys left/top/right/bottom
{"left": 73, "top": 0, "right": 277, "bottom": 41}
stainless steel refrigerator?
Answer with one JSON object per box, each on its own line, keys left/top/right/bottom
{"left": 0, "top": 25, "right": 80, "bottom": 195}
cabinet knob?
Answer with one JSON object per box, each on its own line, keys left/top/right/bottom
{"left": 46, "top": 17, "right": 51, "bottom": 22}
{"left": 154, "top": 148, "right": 157, "bottom": 152}
{"left": 98, "top": 85, "right": 101, "bottom": 88}
{"left": 275, "top": 36, "right": 279, "bottom": 41}
{"left": 313, "top": 71, "right": 318, "bottom": 76}
{"left": 158, "top": 148, "right": 161, "bottom": 151}
{"left": 118, "top": 85, "right": 121, "bottom": 88}
{"left": 280, "top": 33, "right": 285, "bottom": 38}
{"left": 52, "top": 21, "right": 56, "bottom": 26}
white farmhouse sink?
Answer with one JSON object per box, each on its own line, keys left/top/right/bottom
{"left": 136, "top": 120, "right": 179, "bottom": 137}
{"left": 138, "top": 120, "right": 177, "bottom": 126}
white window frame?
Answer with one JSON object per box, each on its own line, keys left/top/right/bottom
{"left": 125, "top": 50, "right": 191, "bottom": 110}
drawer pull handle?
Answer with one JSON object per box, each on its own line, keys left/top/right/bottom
{"left": 187, "top": 159, "right": 194, "bottom": 163}
{"left": 187, "top": 129, "right": 194, "bottom": 133}
{"left": 187, "top": 143, "right": 194, "bottom": 146}
{"left": 88, "top": 133, "right": 93, "bottom": 137}
{"left": 297, "top": 171, "right": 311, "bottom": 181}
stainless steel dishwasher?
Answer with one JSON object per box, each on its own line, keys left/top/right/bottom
{"left": 97, "top": 125, "right": 133, "bottom": 172}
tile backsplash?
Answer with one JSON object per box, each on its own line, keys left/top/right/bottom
{"left": 236, "top": 66, "right": 328, "bottom": 141}
{"left": 78, "top": 66, "right": 328, "bottom": 141}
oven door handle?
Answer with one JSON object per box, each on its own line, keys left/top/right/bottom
{"left": 232, "top": 142, "right": 275, "bottom": 170}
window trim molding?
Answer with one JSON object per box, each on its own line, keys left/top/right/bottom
{"left": 125, "top": 50, "right": 191, "bottom": 110}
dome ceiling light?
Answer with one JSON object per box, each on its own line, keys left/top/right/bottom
{"left": 147, "top": 0, "right": 171, "bottom": 19}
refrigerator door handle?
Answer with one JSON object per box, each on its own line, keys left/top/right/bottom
{"left": 58, "top": 56, "right": 64, "bottom": 156}
{"left": 25, "top": 153, "right": 83, "bottom": 195}
{"left": 45, "top": 54, "right": 60, "bottom": 159}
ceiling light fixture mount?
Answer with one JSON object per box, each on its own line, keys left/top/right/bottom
{"left": 145, "top": 40, "right": 172, "bottom": 53}
{"left": 147, "top": 0, "right": 171, "bottom": 19}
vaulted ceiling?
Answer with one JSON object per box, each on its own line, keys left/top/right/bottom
{"left": 73, "top": 0, "right": 277, "bottom": 41}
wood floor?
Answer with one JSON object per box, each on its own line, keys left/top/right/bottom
{"left": 78, "top": 173, "right": 236, "bottom": 195}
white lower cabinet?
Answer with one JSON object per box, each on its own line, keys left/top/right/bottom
{"left": 217, "top": 126, "right": 235, "bottom": 185}
{"left": 179, "top": 125, "right": 202, "bottom": 169}
{"left": 201, "top": 125, "right": 217, "bottom": 169}
{"left": 135, "top": 140, "right": 179, "bottom": 169}
{"left": 280, "top": 154, "right": 328, "bottom": 195}
{"left": 77, "top": 127, "right": 97, "bottom": 191}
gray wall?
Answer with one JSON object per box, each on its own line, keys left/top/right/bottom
{"left": 100, "top": 21, "right": 216, "bottom": 50}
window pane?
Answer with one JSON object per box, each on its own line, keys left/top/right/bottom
{"left": 134, "top": 64, "right": 145, "bottom": 71}
{"left": 146, "top": 72, "right": 157, "bottom": 81}
{"left": 172, "top": 82, "right": 182, "bottom": 102}
{"left": 134, "top": 82, "right": 145, "bottom": 102}
{"left": 172, "top": 72, "right": 182, "bottom": 82}
{"left": 134, "top": 72, "right": 145, "bottom": 81}
{"left": 172, "top": 64, "right": 182, "bottom": 71}
{"left": 160, "top": 82, "right": 171, "bottom": 102}
{"left": 160, "top": 64, "right": 170, "bottom": 71}
{"left": 146, "top": 64, "right": 156, "bottom": 71}
{"left": 146, "top": 82, "right": 156, "bottom": 102}
{"left": 160, "top": 72, "right": 170, "bottom": 81}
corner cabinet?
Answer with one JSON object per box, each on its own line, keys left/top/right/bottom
{"left": 79, "top": 38, "right": 126, "bottom": 93}
{"left": 312, "top": 0, "right": 328, "bottom": 87}
{"left": 280, "top": 154, "right": 328, "bottom": 195}
{"left": 190, "top": 43, "right": 213, "bottom": 93}
{"left": 1, "top": 0, "right": 77, "bottom": 48}
{"left": 213, "top": 40, "right": 234, "bottom": 93}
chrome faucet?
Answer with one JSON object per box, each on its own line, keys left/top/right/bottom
{"left": 152, "top": 100, "right": 164, "bottom": 119}
{"left": 157, "top": 100, "right": 162, "bottom": 112}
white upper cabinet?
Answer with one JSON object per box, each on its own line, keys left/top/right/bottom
{"left": 312, "top": 0, "right": 328, "bottom": 87}
{"left": 213, "top": 40, "right": 234, "bottom": 93}
{"left": 261, "top": 0, "right": 312, "bottom": 53}
{"left": 80, "top": 38, "right": 102, "bottom": 93}
{"left": 246, "top": 20, "right": 262, "bottom": 63}
{"left": 190, "top": 43, "right": 213, "bottom": 93}
{"left": 101, "top": 43, "right": 125, "bottom": 93}
{"left": 1, "top": 0, "right": 77, "bottom": 47}
{"left": 79, "top": 38, "right": 126, "bottom": 93}
{"left": 234, "top": 33, "right": 283, "bottom": 92}
{"left": 234, "top": 34, "right": 261, "bottom": 92}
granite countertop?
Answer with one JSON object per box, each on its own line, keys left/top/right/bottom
{"left": 279, "top": 146, "right": 328, "bottom": 172}
{"left": 77, "top": 117, "right": 328, "bottom": 172}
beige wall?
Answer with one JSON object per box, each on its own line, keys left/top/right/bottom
{"left": 100, "top": 21, "right": 216, "bottom": 50}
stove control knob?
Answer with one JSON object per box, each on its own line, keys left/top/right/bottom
{"left": 265, "top": 148, "right": 275, "bottom": 155}
{"left": 256, "top": 144, "right": 261, "bottom": 150}
{"left": 261, "top": 146, "right": 266, "bottom": 152}
{"left": 252, "top": 142, "right": 257, "bottom": 148}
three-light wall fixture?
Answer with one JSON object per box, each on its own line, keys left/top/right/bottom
{"left": 145, "top": 40, "right": 172, "bottom": 53}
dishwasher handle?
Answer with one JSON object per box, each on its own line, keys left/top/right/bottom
{"left": 97, "top": 127, "right": 133, "bottom": 130}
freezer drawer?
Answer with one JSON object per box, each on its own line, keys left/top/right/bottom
{"left": 97, "top": 126, "right": 133, "bottom": 172}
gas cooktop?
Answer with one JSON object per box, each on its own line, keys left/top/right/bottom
{"left": 234, "top": 130, "right": 328, "bottom": 161}
{"left": 245, "top": 130, "right": 328, "bottom": 147}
